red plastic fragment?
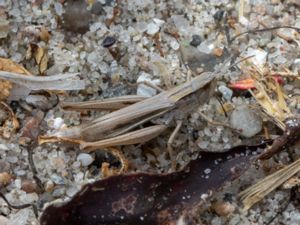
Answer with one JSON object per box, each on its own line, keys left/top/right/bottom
{"left": 229, "top": 75, "right": 284, "bottom": 90}
{"left": 229, "top": 78, "right": 255, "bottom": 90}
{"left": 272, "top": 75, "right": 284, "bottom": 85}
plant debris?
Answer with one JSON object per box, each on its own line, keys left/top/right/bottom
{"left": 239, "top": 157, "right": 300, "bottom": 211}
{"left": 1, "top": 1, "right": 300, "bottom": 224}
{"left": 40, "top": 142, "right": 267, "bottom": 225}
{"left": 259, "top": 117, "right": 300, "bottom": 160}
{"left": 0, "top": 101, "right": 19, "bottom": 139}
{"left": 0, "top": 71, "right": 84, "bottom": 91}
{"left": 27, "top": 44, "right": 49, "bottom": 75}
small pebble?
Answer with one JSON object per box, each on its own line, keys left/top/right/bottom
{"left": 137, "top": 72, "right": 160, "bottom": 97}
{"left": 146, "top": 22, "right": 160, "bottom": 35}
{"left": 45, "top": 180, "right": 54, "bottom": 192}
{"left": 52, "top": 187, "right": 66, "bottom": 197}
{"left": 0, "top": 18, "right": 9, "bottom": 39}
{"left": 102, "top": 36, "right": 116, "bottom": 48}
{"left": 212, "top": 200, "right": 235, "bottom": 216}
{"left": 51, "top": 174, "right": 65, "bottom": 185}
{"left": 228, "top": 214, "right": 241, "bottom": 225}
{"left": 0, "top": 108, "right": 8, "bottom": 124}
{"left": 218, "top": 85, "right": 233, "bottom": 101}
{"left": 170, "top": 39, "right": 180, "bottom": 50}
{"left": 77, "top": 153, "right": 94, "bottom": 167}
{"left": 48, "top": 117, "right": 64, "bottom": 129}
{"left": 190, "top": 34, "right": 202, "bottom": 47}
{"left": 0, "top": 172, "right": 11, "bottom": 187}
{"left": 213, "top": 47, "right": 223, "bottom": 57}
{"left": 21, "top": 180, "right": 39, "bottom": 193}
{"left": 213, "top": 10, "right": 225, "bottom": 22}
{"left": 54, "top": 2, "right": 64, "bottom": 16}
{"left": 0, "top": 215, "right": 8, "bottom": 225}
{"left": 230, "top": 105, "right": 262, "bottom": 138}
{"left": 66, "top": 186, "right": 79, "bottom": 197}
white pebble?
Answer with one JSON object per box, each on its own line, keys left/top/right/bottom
{"left": 54, "top": 2, "right": 64, "bottom": 16}
{"left": 137, "top": 72, "right": 160, "bottom": 97}
{"left": 204, "top": 168, "right": 211, "bottom": 174}
{"left": 170, "top": 39, "right": 180, "bottom": 50}
{"left": 230, "top": 105, "right": 262, "bottom": 138}
{"left": 77, "top": 153, "right": 94, "bottom": 167}
{"left": 153, "top": 18, "right": 165, "bottom": 26}
{"left": 0, "top": 144, "right": 9, "bottom": 151}
{"left": 146, "top": 22, "right": 160, "bottom": 35}
{"left": 50, "top": 117, "right": 64, "bottom": 129}
{"left": 243, "top": 48, "right": 267, "bottom": 70}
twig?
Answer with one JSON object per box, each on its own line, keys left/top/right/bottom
{"left": 0, "top": 192, "right": 38, "bottom": 218}
{"left": 230, "top": 26, "right": 300, "bottom": 43}
{"left": 27, "top": 142, "right": 44, "bottom": 192}
{"left": 238, "top": 0, "right": 245, "bottom": 21}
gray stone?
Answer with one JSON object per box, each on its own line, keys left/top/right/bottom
{"left": 218, "top": 85, "right": 233, "bottom": 101}
{"left": 77, "top": 153, "right": 94, "bottom": 167}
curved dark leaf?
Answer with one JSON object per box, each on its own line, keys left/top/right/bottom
{"left": 40, "top": 143, "right": 267, "bottom": 225}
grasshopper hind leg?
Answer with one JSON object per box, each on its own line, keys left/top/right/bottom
{"left": 167, "top": 120, "right": 183, "bottom": 171}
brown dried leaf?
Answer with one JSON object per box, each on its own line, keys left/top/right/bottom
{"left": 0, "top": 80, "right": 12, "bottom": 101}
{"left": 0, "top": 57, "right": 31, "bottom": 100}
{"left": 34, "top": 47, "right": 48, "bottom": 75}
{"left": 0, "top": 57, "right": 31, "bottom": 75}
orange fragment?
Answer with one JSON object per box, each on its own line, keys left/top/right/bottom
{"left": 229, "top": 78, "right": 255, "bottom": 90}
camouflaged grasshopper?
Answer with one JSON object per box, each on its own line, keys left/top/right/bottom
{"left": 41, "top": 71, "right": 217, "bottom": 166}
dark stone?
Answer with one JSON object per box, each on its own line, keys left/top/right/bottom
{"left": 102, "top": 36, "right": 116, "bottom": 48}
{"left": 213, "top": 10, "right": 225, "bottom": 22}
{"left": 190, "top": 34, "right": 202, "bottom": 47}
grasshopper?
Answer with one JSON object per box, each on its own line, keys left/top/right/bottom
{"left": 41, "top": 70, "right": 219, "bottom": 168}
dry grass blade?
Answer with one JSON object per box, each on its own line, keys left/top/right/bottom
{"left": 243, "top": 64, "right": 293, "bottom": 130}
{"left": 239, "top": 158, "right": 300, "bottom": 211}
{"left": 0, "top": 71, "right": 84, "bottom": 90}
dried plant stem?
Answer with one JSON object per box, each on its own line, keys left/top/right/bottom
{"left": 239, "top": 158, "right": 300, "bottom": 211}
{"left": 230, "top": 26, "right": 300, "bottom": 43}
{"left": 238, "top": 0, "right": 245, "bottom": 20}
{"left": 0, "top": 192, "right": 38, "bottom": 217}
